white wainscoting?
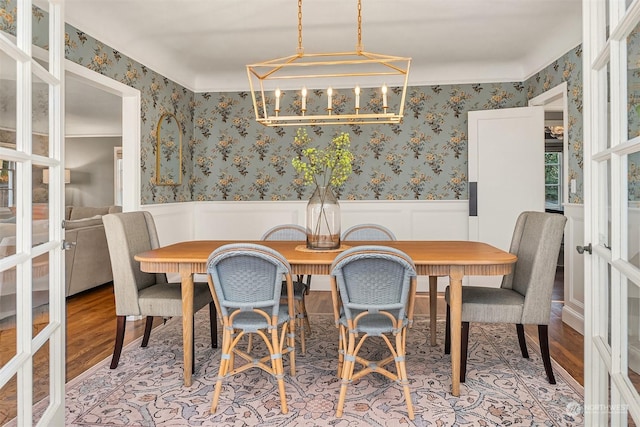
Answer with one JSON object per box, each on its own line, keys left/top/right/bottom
{"left": 562, "top": 203, "right": 585, "bottom": 334}
{"left": 143, "top": 200, "right": 587, "bottom": 335}
{"left": 144, "top": 200, "right": 468, "bottom": 292}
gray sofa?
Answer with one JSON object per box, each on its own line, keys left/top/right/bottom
{"left": 65, "top": 205, "right": 122, "bottom": 296}
{"left": 0, "top": 205, "right": 121, "bottom": 322}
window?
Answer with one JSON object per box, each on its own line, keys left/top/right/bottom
{"left": 545, "top": 152, "right": 562, "bottom": 210}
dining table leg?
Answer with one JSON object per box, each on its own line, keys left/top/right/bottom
{"left": 180, "top": 268, "right": 195, "bottom": 387}
{"left": 429, "top": 276, "right": 438, "bottom": 346}
{"left": 449, "top": 266, "right": 464, "bottom": 397}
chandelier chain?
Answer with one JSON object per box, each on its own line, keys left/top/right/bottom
{"left": 356, "top": 0, "right": 363, "bottom": 52}
{"left": 297, "top": 0, "right": 304, "bottom": 54}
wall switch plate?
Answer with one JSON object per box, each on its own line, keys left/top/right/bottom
{"left": 570, "top": 179, "right": 577, "bottom": 194}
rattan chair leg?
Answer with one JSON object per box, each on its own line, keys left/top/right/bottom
{"left": 271, "top": 326, "right": 288, "bottom": 414}
{"left": 395, "top": 331, "right": 414, "bottom": 420}
{"left": 246, "top": 333, "right": 253, "bottom": 353}
{"left": 298, "top": 304, "right": 306, "bottom": 355}
{"left": 211, "top": 328, "right": 232, "bottom": 413}
{"left": 337, "top": 325, "right": 346, "bottom": 377}
{"left": 288, "top": 319, "right": 297, "bottom": 375}
{"left": 336, "top": 333, "right": 356, "bottom": 417}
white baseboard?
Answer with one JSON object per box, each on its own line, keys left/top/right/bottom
{"left": 562, "top": 305, "right": 584, "bottom": 335}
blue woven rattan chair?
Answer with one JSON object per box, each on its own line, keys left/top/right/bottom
{"left": 341, "top": 223, "right": 397, "bottom": 241}
{"left": 262, "top": 224, "right": 312, "bottom": 353}
{"left": 444, "top": 211, "right": 566, "bottom": 384}
{"left": 206, "top": 243, "right": 296, "bottom": 414}
{"left": 330, "top": 245, "right": 417, "bottom": 419}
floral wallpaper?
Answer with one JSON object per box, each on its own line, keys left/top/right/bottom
{"left": 190, "top": 84, "right": 528, "bottom": 201}
{"left": 627, "top": 24, "right": 640, "bottom": 201}
{"left": 0, "top": 2, "right": 588, "bottom": 204}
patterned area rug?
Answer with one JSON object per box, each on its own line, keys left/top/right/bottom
{"left": 59, "top": 310, "right": 583, "bottom": 426}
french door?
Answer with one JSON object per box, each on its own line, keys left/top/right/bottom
{"left": 0, "top": 0, "right": 66, "bottom": 425}
{"left": 584, "top": 0, "right": 640, "bottom": 424}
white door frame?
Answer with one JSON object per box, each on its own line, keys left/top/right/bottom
{"left": 529, "top": 82, "right": 570, "bottom": 206}
{"left": 62, "top": 62, "right": 140, "bottom": 212}
{"left": 0, "top": 0, "right": 65, "bottom": 424}
{"left": 583, "top": 0, "right": 640, "bottom": 424}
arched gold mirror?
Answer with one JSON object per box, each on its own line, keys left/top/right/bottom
{"left": 155, "top": 112, "right": 182, "bottom": 185}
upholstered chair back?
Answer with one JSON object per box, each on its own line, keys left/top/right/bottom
{"left": 103, "top": 211, "right": 168, "bottom": 316}
{"left": 500, "top": 211, "right": 567, "bottom": 325}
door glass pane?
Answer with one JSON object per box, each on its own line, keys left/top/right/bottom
{"left": 32, "top": 72, "right": 48, "bottom": 157}
{"left": 0, "top": 373, "right": 17, "bottom": 425}
{"left": 32, "top": 70, "right": 49, "bottom": 254}
{"left": 628, "top": 278, "right": 640, "bottom": 399}
{"left": 0, "top": 266, "right": 17, "bottom": 352}
{"left": 33, "top": 252, "right": 49, "bottom": 338}
{"left": 629, "top": 153, "right": 640, "bottom": 267}
{"left": 31, "top": 341, "right": 49, "bottom": 425}
{"left": 33, "top": 165, "right": 49, "bottom": 249}
{"left": 0, "top": 51, "right": 16, "bottom": 137}
{"left": 600, "top": 159, "right": 612, "bottom": 248}
{"left": 32, "top": 5, "right": 47, "bottom": 51}
{"left": 628, "top": 20, "right": 640, "bottom": 140}
{"left": 606, "top": 62, "right": 612, "bottom": 150}
{"left": 606, "top": 260, "right": 612, "bottom": 347}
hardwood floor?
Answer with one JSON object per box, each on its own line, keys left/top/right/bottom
{"left": 0, "top": 266, "right": 583, "bottom": 424}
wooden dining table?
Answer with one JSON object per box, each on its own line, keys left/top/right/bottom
{"left": 134, "top": 240, "right": 516, "bottom": 396}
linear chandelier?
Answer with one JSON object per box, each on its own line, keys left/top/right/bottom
{"left": 246, "top": 0, "right": 411, "bottom": 127}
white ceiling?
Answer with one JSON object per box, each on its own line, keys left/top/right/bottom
{"left": 62, "top": 0, "right": 583, "bottom": 92}
{"left": 55, "top": 0, "right": 582, "bottom": 137}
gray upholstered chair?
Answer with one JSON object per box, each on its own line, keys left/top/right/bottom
{"left": 444, "top": 211, "right": 567, "bottom": 384}
{"left": 103, "top": 211, "right": 216, "bottom": 370}
{"left": 261, "top": 224, "right": 311, "bottom": 353}
{"left": 206, "top": 243, "right": 296, "bottom": 414}
{"left": 330, "top": 245, "right": 417, "bottom": 420}
{"left": 341, "top": 223, "right": 397, "bottom": 241}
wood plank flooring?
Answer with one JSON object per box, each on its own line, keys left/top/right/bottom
{"left": 0, "top": 266, "right": 583, "bottom": 424}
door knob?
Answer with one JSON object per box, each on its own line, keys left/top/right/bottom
{"left": 62, "top": 240, "right": 77, "bottom": 250}
{"left": 576, "top": 243, "right": 592, "bottom": 254}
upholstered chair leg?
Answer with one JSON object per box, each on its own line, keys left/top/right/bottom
{"left": 538, "top": 324, "right": 556, "bottom": 384}
{"left": 444, "top": 304, "right": 451, "bottom": 355}
{"left": 516, "top": 324, "right": 529, "bottom": 358}
{"left": 209, "top": 302, "right": 217, "bottom": 348}
{"left": 110, "top": 315, "right": 127, "bottom": 369}
{"left": 460, "top": 321, "right": 470, "bottom": 383}
{"left": 141, "top": 316, "right": 154, "bottom": 348}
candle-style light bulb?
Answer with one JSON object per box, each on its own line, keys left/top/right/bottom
{"left": 301, "top": 87, "right": 307, "bottom": 111}
{"left": 327, "top": 87, "right": 333, "bottom": 110}
{"left": 382, "top": 84, "right": 388, "bottom": 108}
{"left": 354, "top": 85, "right": 361, "bottom": 110}
{"left": 275, "top": 88, "right": 281, "bottom": 112}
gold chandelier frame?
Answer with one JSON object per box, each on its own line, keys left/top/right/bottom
{"left": 246, "top": 0, "right": 411, "bottom": 127}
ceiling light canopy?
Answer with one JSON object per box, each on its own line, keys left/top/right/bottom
{"left": 246, "top": 0, "right": 411, "bottom": 127}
